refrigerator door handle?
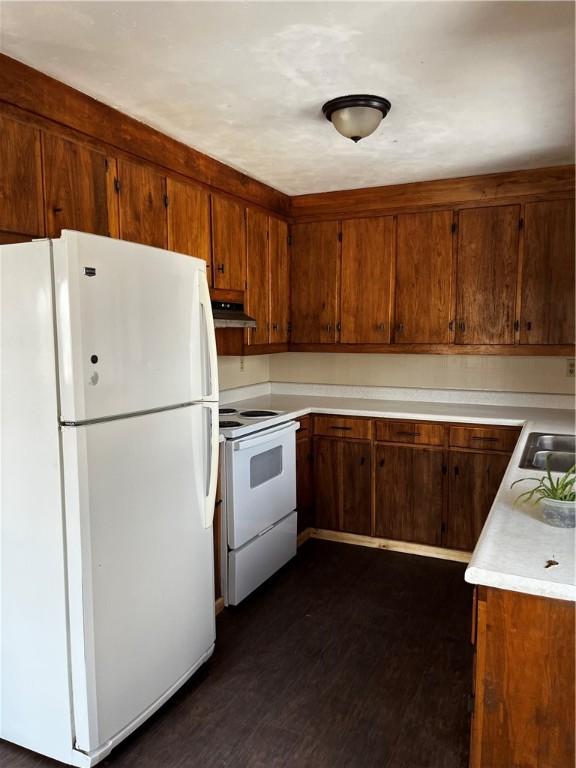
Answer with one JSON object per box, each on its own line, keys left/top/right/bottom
{"left": 203, "top": 403, "right": 219, "bottom": 528}
{"left": 198, "top": 270, "right": 218, "bottom": 400}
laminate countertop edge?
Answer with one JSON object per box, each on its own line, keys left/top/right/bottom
{"left": 219, "top": 393, "right": 576, "bottom": 602}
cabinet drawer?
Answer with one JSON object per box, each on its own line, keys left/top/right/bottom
{"left": 375, "top": 420, "right": 445, "bottom": 446}
{"left": 313, "top": 414, "right": 372, "bottom": 440}
{"left": 296, "top": 415, "right": 311, "bottom": 438}
{"left": 449, "top": 425, "right": 520, "bottom": 453}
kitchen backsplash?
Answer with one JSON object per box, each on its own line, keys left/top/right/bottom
{"left": 218, "top": 353, "right": 575, "bottom": 396}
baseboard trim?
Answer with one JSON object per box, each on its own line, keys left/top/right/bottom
{"left": 215, "top": 596, "right": 225, "bottom": 615}
{"left": 305, "top": 528, "right": 472, "bottom": 563}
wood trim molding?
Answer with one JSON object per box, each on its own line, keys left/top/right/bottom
{"left": 0, "top": 53, "right": 289, "bottom": 216}
{"left": 288, "top": 343, "right": 575, "bottom": 356}
{"left": 309, "top": 528, "right": 472, "bottom": 563}
{"left": 290, "top": 166, "right": 575, "bottom": 221}
{"left": 215, "top": 596, "right": 225, "bottom": 615}
{"left": 297, "top": 527, "right": 313, "bottom": 547}
{"left": 244, "top": 343, "right": 289, "bottom": 355}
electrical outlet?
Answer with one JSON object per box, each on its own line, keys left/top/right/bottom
{"left": 567, "top": 358, "right": 575, "bottom": 378}
{"left": 240, "top": 357, "right": 245, "bottom": 372}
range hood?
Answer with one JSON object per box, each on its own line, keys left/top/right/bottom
{"left": 211, "top": 300, "right": 257, "bottom": 329}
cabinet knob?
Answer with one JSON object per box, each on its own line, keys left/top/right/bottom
{"left": 53, "top": 206, "right": 63, "bottom": 214}
{"left": 360, "top": 456, "right": 365, "bottom": 466}
{"left": 272, "top": 323, "right": 279, "bottom": 331}
{"left": 458, "top": 322, "right": 465, "bottom": 332}
{"left": 325, "top": 323, "right": 332, "bottom": 332}
{"left": 396, "top": 323, "right": 404, "bottom": 333}
{"left": 336, "top": 322, "right": 341, "bottom": 332}
{"left": 379, "top": 459, "right": 385, "bottom": 468}
{"left": 377, "top": 323, "right": 385, "bottom": 332}
{"left": 217, "top": 264, "right": 225, "bottom": 273}
{"left": 448, "top": 320, "right": 454, "bottom": 331}
{"left": 526, "top": 321, "right": 532, "bottom": 331}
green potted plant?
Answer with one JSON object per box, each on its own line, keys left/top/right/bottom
{"left": 512, "top": 464, "right": 576, "bottom": 528}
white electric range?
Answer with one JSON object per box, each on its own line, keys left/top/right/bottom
{"left": 218, "top": 407, "right": 298, "bottom": 605}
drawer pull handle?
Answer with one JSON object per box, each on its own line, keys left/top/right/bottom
{"left": 396, "top": 431, "right": 420, "bottom": 437}
{"left": 329, "top": 425, "right": 352, "bottom": 431}
{"left": 471, "top": 436, "right": 499, "bottom": 442}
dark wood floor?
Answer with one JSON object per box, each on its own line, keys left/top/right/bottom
{"left": 1, "top": 540, "right": 473, "bottom": 768}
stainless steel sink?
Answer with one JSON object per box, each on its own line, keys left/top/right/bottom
{"left": 519, "top": 433, "right": 576, "bottom": 472}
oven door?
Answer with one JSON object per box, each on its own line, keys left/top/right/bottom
{"left": 226, "top": 421, "right": 297, "bottom": 549}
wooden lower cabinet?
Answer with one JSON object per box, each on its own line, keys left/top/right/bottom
{"left": 374, "top": 444, "right": 444, "bottom": 546}
{"left": 341, "top": 441, "right": 371, "bottom": 535}
{"left": 445, "top": 451, "right": 510, "bottom": 551}
{"left": 296, "top": 419, "right": 313, "bottom": 532}
{"left": 314, "top": 437, "right": 340, "bottom": 531}
{"left": 470, "top": 587, "right": 575, "bottom": 768}
{"left": 304, "top": 417, "right": 517, "bottom": 554}
{"left": 313, "top": 436, "right": 372, "bottom": 535}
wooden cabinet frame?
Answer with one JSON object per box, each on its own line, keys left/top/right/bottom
{"left": 308, "top": 416, "right": 521, "bottom": 555}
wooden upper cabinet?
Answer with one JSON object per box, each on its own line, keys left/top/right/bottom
{"left": 166, "top": 177, "right": 211, "bottom": 280}
{"left": 290, "top": 220, "right": 340, "bottom": 344}
{"left": 394, "top": 210, "right": 454, "bottom": 343}
{"left": 340, "top": 216, "right": 394, "bottom": 343}
{"left": 43, "top": 133, "right": 114, "bottom": 238}
{"left": 211, "top": 194, "right": 246, "bottom": 291}
{"left": 455, "top": 205, "right": 520, "bottom": 345}
{"left": 0, "top": 115, "right": 43, "bottom": 236}
{"left": 245, "top": 208, "right": 270, "bottom": 346}
{"left": 269, "top": 217, "right": 290, "bottom": 344}
{"left": 117, "top": 159, "right": 167, "bottom": 248}
{"left": 445, "top": 450, "right": 510, "bottom": 551}
{"left": 520, "top": 200, "right": 575, "bottom": 345}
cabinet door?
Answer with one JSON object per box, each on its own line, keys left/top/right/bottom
{"left": 296, "top": 433, "right": 313, "bottom": 532}
{"left": 117, "top": 159, "right": 167, "bottom": 248}
{"left": 375, "top": 445, "right": 443, "bottom": 545}
{"left": 455, "top": 205, "right": 520, "bottom": 344}
{"left": 340, "top": 216, "right": 394, "bottom": 343}
{"left": 520, "top": 200, "right": 575, "bottom": 345}
{"left": 269, "top": 217, "right": 290, "bottom": 344}
{"left": 313, "top": 437, "right": 340, "bottom": 531}
{"left": 245, "top": 208, "right": 270, "bottom": 346}
{"left": 341, "top": 441, "right": 372, "bottom": 535}
{"left": 211, "top": 194, "right": 246, "bottom": 291}
{"left": 446, "top": 451, "right": 510, "bottom": 551}
{"left": 166, "top": 177, "right": 211, "bottom": 281}
{"left": 43, "top": 133, "right": 114, "bottom": 238}
{"left": 0, "top": 114, "right": 43, "bottom": 235}
{"left": 394, "top": 210, "right": 454, "bottom": 343}
{"left": 290, "top": 221, "right": 339, "bottom": 344}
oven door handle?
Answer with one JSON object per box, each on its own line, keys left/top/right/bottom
{"left": 233, "top": 421, "right": 298, "bottom": 451}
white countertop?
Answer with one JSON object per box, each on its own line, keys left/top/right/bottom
{"left": 222, "top": 392, "right": 576, "bottom": 602}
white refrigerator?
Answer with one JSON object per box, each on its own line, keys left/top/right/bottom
{"left": 0, "top": 230, "right": 219, "bottom": 766}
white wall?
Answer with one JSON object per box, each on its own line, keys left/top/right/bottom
{"left": 269, "top": 353, "right": 575, "bottom": 395}
{"left": 218, "top": 355, "right": 270, "bottom": 390}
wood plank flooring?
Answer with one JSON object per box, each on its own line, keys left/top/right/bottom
{"left": 1, "top": 540, "right": 473, "bottom": 768}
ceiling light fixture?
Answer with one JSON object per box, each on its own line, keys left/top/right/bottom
{"left": 322, "top": 94, "right": 391, "bottom": 143}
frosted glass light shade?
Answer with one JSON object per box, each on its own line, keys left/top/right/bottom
{"left": 322, "top": 95, "right": 391, "bottom": 143}
{"left": 331, "top": 106, "right": 383, "bottom": 142}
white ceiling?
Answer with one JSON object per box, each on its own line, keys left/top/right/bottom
{"left": 1, "top": 1, "right": 574, "bottom": 195}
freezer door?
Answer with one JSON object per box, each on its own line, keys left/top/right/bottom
{"left": 62, "top": 404, "right": 216, "bottom": 753}
{"left": 53, "top": 230, "right": 216, "bottom": 423}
